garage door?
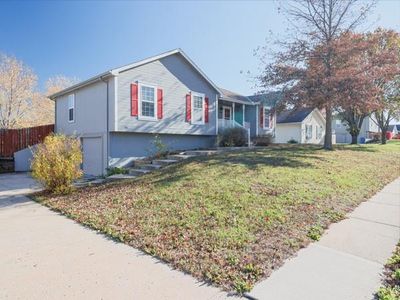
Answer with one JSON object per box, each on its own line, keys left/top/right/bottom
{"left": 82, "top": 137, "right": 103, "bottom": 176}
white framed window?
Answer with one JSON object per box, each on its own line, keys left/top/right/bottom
{"left": 263, "top": 106, "right": 272, "bottom": 129}
{"left": 139, "top": 83, "right": 157, "bottom": 120}
{"left": 191, "top": 92, "right": 205, "bottom": 125}
{"left": 68, "top": 94, "right": 75, "bottom": 123}
{"left": 316, "top": 125, "right": 323, "bottom": 139}
{"left": 305, "top": 124, "right": 313, "bottom": 140}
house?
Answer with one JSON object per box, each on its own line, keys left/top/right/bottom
{"left": 388, "top": 124, "right": 399, "bottom": 136}
{"left": 274, "top": 108, "right": 326, "bottom": 144}
{"left": 51, "top": 49, "right": 326, "bottom": 176}
{"left": 51, "top": 49, "right": 259, "bottom": 176}
{"left": 332, "top": 115, "right": 380, "bottom": 144}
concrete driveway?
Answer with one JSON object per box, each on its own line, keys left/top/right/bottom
{"left": 0, "top": 173, "right": 230, "bottom": 300}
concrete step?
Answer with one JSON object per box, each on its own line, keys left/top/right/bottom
{"left": 183, "top": 150, "right": 219, "bottom": 156}
{"left": 106, "top": 174, "right": 136, "bottom": 181}
{"left": 133, "top": 160, "right": 152, "bottom": 167}
{"left": 128, "top": 168, "right": 151, "bottom": 176}
{"left": 167, "top": 154, "right": 196, "bottom": 160}
{"left": 151, "top": 159, "right": 179, "bottom": 166}
{"left": 139, "top": 164, "right": 163, "bottom": 170}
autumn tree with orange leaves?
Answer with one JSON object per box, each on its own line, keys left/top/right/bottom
{"left": 335, "top": 29, "right": 400, "bottom": 144}
{"left": 257, "top": 0, "right": 377, "bottom": 149}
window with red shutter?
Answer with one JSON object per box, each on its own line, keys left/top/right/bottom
{"left": 259, "top": 105, "right": 264, "bottom": 127}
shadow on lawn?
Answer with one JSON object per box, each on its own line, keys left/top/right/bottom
{"left": 334, "top": 145, "right": 378, "bottom": 153}
{"left": 202, "top": 146, "right": 327, "bottom": 171}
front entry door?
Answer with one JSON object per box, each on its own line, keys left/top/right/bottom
{"left": 223, "top": 106, "right": 232, "bottom": 120}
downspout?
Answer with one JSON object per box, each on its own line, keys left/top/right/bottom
{"left": 100, "top": 76, "right": 110, "bottom": 172}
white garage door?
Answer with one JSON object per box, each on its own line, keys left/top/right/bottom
{"left": 82, "top": 137, "right": 103, "bottom": 176}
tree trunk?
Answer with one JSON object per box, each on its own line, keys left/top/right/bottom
{"left": 324, "top": 105, "right": 333, "bottom": 150}
{"left": 351, "top": 134, "right": 358, "bottom": 144}
{"left": 381, "top": 130, "right": 387, "bottom": 144}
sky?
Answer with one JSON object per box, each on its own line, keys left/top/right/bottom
{"left": 1, "top": 0, "right": 399, "bottom": 95}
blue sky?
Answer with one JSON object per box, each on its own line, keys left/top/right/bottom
{"left": 1, "top": 0, "right": 399, "bottom": 95}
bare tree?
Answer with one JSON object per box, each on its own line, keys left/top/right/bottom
{"left": 45, "top": 75, "right": 79, "bottom": 96}
{"left": 258, "top": 0, "right": 375, "bottom": 149}
{"left": 0, "top": 53, "right": 37, "bottom": 129}
{"left": 19, "top": 75, "right": 79, "bottom": 128}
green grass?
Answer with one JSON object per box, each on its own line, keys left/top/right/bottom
{"left": 34, "top": 141, "right": 400, "bottom": 293}
{"left": 377, "top": 242, "right": 400, "bottom": 300}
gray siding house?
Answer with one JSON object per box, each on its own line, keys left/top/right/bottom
{"left": 52, "top": 49, "right": 325, "bottom": 176}
{"left": 51, "top": 49, "right": 260, "bottom": 176}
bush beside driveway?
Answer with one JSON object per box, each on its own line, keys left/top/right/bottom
{"left": 34, "top": 141, "right": 400, "bottom": 292}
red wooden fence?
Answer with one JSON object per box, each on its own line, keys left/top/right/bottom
{"left": 0, "top": 124, "right": 54, "bottom": 158}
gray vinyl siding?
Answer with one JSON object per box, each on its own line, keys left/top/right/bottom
{"left": 55, "top": 79, "right": 114, "bottom": 175}
{"left": 117, "top": 53, "right": 218, "bottom": 135}
{"left": 245, "top": 105, "right": 257, "bottom": 137}
{"left": 110, "top": 132, "right": 216, "bottom": 158}
{"left": 55, "top": 80, "right": 111, "bottom": 136}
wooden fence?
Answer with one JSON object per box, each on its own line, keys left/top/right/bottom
{"left": 0, "top": 124, "right": 54, "bottom": 158}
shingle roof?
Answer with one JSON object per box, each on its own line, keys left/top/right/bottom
{"left": 277, "top": 108, "right": 314, "bottom": 124}
{"left": 219, "top": 88, "right": 253, "bottom": 104}
{"left": 388, "top": 125, "right": 395, "bottom": 131}
{"left": 248, "top": 91, "right": 282, "bottom": 107}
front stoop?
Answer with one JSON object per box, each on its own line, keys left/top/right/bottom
{"left": 104, "top": 149, "right": 228, "bottom": 182}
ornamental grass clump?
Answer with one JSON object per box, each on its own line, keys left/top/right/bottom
{"left": 31, "top": 134, "right": 83, "bottom": 194}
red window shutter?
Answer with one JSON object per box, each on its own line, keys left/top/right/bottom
{"left": 259, "top": 105, "right": 264, "bottom": 127}
{"left": 157, "top": 88, "right": 163, "bottom": 119}
{"left": 186, "top": 94, "right": 191, "bottom": 122}
{"left": 131, "top": 83, "right": 138, "bottom": 116}
{"left": 204, "top": 97, "right": 209, "bottom": 123}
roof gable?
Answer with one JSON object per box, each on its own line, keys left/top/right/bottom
{"left": 248, "top": 91, "right": 282, "bottom": 107}
{"left": 219, "top": 88, "right": 253, "bottom": 104}
{"left": 50, "top": 49, "right": 221, "bottom": 99}
{"left": 277, "top": 108, "right": 315, "bottom": 124}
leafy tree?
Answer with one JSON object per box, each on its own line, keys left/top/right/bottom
{"left": 257, "top": 0, "right": 375, "bottom": 149}
{"left": 335, "top": 29, "right": 399, "bottom": 144}
{"left": 372, "top": 77, "right": 400, "bottom": 144}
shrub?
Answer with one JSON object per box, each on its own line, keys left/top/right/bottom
{"left": 287, "top": 139, "right": 298, "bottom": 144}
{"left": 253, "top": 133, "right": 273, "bottom": 146}
{"left": 31, "top": 134, "right": 83, "bottom": 194}
{"left": 219, "top": 127, "right": 247, "bottom": 147}
{"left": 107, "top": 167, "right": 128, "bottom": 176}
{"left": 150, "top": 134, "right": 169, "bottom": 158}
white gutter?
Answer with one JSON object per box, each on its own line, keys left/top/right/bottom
{"left": 49, "top": 71, "right": 116, "bottom": 100}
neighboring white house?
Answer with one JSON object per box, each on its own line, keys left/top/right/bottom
{"left": 274, "top": 108, "right": 326, "bottom": 144}
{"left": 333, "top": 115, "right": 380, "bottom": 144}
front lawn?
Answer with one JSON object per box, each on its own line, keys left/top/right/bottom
{"left": 34, "top": 141, "right": 400, "bottom": 293}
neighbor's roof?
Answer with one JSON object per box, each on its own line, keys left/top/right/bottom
{"left": 388, "top": 125, "right": 395, "bottom": 131}
{"left": 49, "top": 48, "right": 222, "bottom": 99}
{"left": 218, "top": 88, "right": 254, "bottom": 105}
{"left": 277, "top": 108, "right": 315, "bottom": 124}
{"left": 248, "top": 91, "right": 282, "bottom": 107}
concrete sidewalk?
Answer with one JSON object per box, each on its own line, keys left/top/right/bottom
{"left": 248, "top": 178, "right": 400, "bottom": 300}
{"left": 0, "top": 173, "right": 231, "bottom": 300}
